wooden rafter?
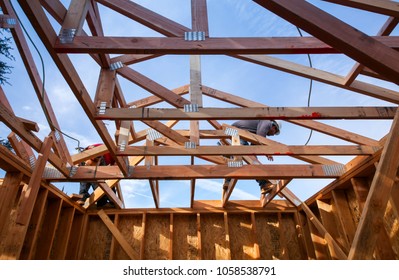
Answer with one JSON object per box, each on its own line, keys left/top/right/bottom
{"left": 254, "top": 0, "right": 399, "bottom": 85}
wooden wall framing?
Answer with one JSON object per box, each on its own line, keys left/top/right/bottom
{"left": 0, "top": 168, "right": 397, "bottom": 259}
{"left": 0, "top": 0, "right": 398, "bottom": 259}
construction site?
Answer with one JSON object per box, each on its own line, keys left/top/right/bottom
{"left": 0, "top": 0, "right": 398, "bottom": 260}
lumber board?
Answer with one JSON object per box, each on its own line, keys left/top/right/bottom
{"left": 98, "top": 106, "right": 397, "bottom": 120}
{"left": 349, "top": 108, "right": 399, "bottom": 259}
{"left": 119, "top": 144, "right": 379, "bottom": 157}
{"left": 96, "top": 0, "right": 189, "bottom": 36}
{"left": 16, "top": 136, "right": 53, "bottom": 226}
{"left": 50, "top": 206, "right": 75, "bottom": 260}
{"left": 65, "top": 212, "right": 84, "bottom": 260}
{"left": 57, "top": 164, "right": 347, "bottom": 181}
{"left": 97, "top": 210, "right": 138, "bottom": 259}
{"left": 33, "top": 198, "right": 62, "bottom": 259}
{"left": 19, "top": 189, "right": 48, "bottom": 260}
{"left": 317, "top": 199, "right": 349, "bottom": 256}
{"left": 61, "top": 0, "right": 89, "bottom": 34}
{"left": 323, "top": 0, "right": 399, "bottom": 17}
{"left": 53, "top": 36, "right": 399, "bottom": 55}
{"left": 254, "top": 0, "right": 399, "bottom": 85}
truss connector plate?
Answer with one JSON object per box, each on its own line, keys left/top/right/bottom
{"left": 98, "top": 101, "right": 107, "bottom": 115}
{"left": 119, "top": 140, "right": 127, "bottom": 152}
{"left": 43, "top": 165, "right": 64, "bottom": 179}
{"left": 1, "top": 17, "right": 17, "bottom": 26}
{"left": 109, "top": 61, "right": 123, "bottom": 70}
{"left": 322, "top": 164, "right": 346, "bottom": 177}
{"left": 185, "top": 141, "right": 197, "bottom": 149}
{"left": 227, "top": 159, "right": 243, "bottom": 168}
{"left": 15, "top": 134, "right": 22, "bottom": 142}
{"left": 184, "top": 103, "right": 199, "bottom": 112}
{"left": 29, "top": 155, "right": 36, "bottom": 169}
{"left": 184, "top": 31, "right": 206, "bottom": 41}
{"left": 54, "top": 130, "right": 61, "bottom": 143}
{"left": 147, "top": 128, "right": 163, "bottom": 141}
{"left": 69, "top": 165, "right": 78, "bottom": 177}
{"left": 59, "top": 28, "right": 76, "bottom": 44}
{"left": 224, "top": 127, "right": 238, "bottom": 137}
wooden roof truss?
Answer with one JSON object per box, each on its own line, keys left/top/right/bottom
{"left": 0, "top": 0, "right": 399, "bottom": 260}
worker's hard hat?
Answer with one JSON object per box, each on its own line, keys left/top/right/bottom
{"left": 272, "top": 120, "right": 282, "bottom": 135}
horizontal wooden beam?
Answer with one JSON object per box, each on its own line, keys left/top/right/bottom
{"left": 54, "top": 36, "right": 399, "bottom": 55}
{"left": 119, "top": 145, "right": 379, "bottom": 156}
{"left": 96, "top": 106, "right": 397, "bottom": 120}
{"left": 46, "top": 164, "right": 347, "bottom": 181}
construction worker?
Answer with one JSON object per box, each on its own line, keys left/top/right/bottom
{"left": 77, "top": 143, "right": 116, "bottom": 207}
{"left": 221, "top": 119, "right": 282, "bottom": 196}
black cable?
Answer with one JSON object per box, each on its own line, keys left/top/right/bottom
{"left": 9, "top": 1, "right": 82, "bottom": 151}
{"left": 296, "top": 27, "right": 314, "bottom": 146}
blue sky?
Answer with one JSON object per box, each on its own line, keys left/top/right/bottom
{"left": 1, "top": 0, "right": 398, "bottom": 208}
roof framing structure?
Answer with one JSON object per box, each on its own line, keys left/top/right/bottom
{"left": 0, "top": 0, "right": 398, "bottom": 260}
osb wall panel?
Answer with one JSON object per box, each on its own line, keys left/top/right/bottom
{"left": 280, "top": 213, "right": 303, "bottom": 260}
{"left": 113, "top": 214, "right": 143, "bottom": 260}
{"left": 254, "top": 213, "right": 279, "bottom": 260}
{"left": 65, "top": 212, "right": 84, "bottom": 260}
{"left": 19, "top": 188, "right": 47, "bottom": 259}
{"left": 173, "top": 214, "right": 199, "bottom": 260}
{"left": 228, "top": 213, "right": 257, "bottom": 260}
{"left": 384, "top": 201, "right": 399, "bottom": 258}
{"left": 33, "top": 198, "right": 62, "bottom": 259}
{"left": 82, "top": 215, "right": 114, "bottom": 259}
{"left": 0, "top": 195, "right": 21, "bottom": 259}
{"left": 346, "top": 187, "right": 362, "bottom": 226}
{"left": 50, "top": 205, "right": 74, "bottom": 259}
{"left": 143, "top": 214, "right": 170, "bottom": 260}
{"left": 200, "top": 213, "right": 227, "bottom": 260}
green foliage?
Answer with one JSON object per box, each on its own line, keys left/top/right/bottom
{"left": 0, "top": 29, "right": 15, "bottom": 85}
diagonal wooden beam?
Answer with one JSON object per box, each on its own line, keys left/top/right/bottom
{"left": 0, "top": 100, "right": 69, "bottom": 176}
{"left": 254, "top": 0, "right": 399, "bottom": 85}
{"left": 261, "top": 179, "right": 292, "bottom": 208}
{"left": 234, "top": 54, "right": 399, "bottom": 104}
{"left": 1, "top": 0, "right": 73, "bottom": 166}
{"left": 348, "top": 108, "right": 399, "bottom": 259}
{"left": 18, "top": 0, "right": 129, "bottom": 176}
{"left": 281, "top": 188, "right": 348, "bottom": 258}
{"left": 203, "top": 86, "right": 381, "bottom": 146}
{"left": 117, "top": 67, "right": 191, "bottom": 108}
{"left": 96, "top": 0, "right": 189, "bottom": 37}
{"left": 60, "top": 0, "right": 89, "bottom": 36}
{"left": 323, "top": 0, "right": 399, "bottom": 17}
{"left": 16, "top": 136, "right": 53, "bottom": 226}
{"left": 344, "top": 17, "right": 399, "bottom": 85}
{"left": 97, "top": 209, "right": 139, "bottom": 259}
